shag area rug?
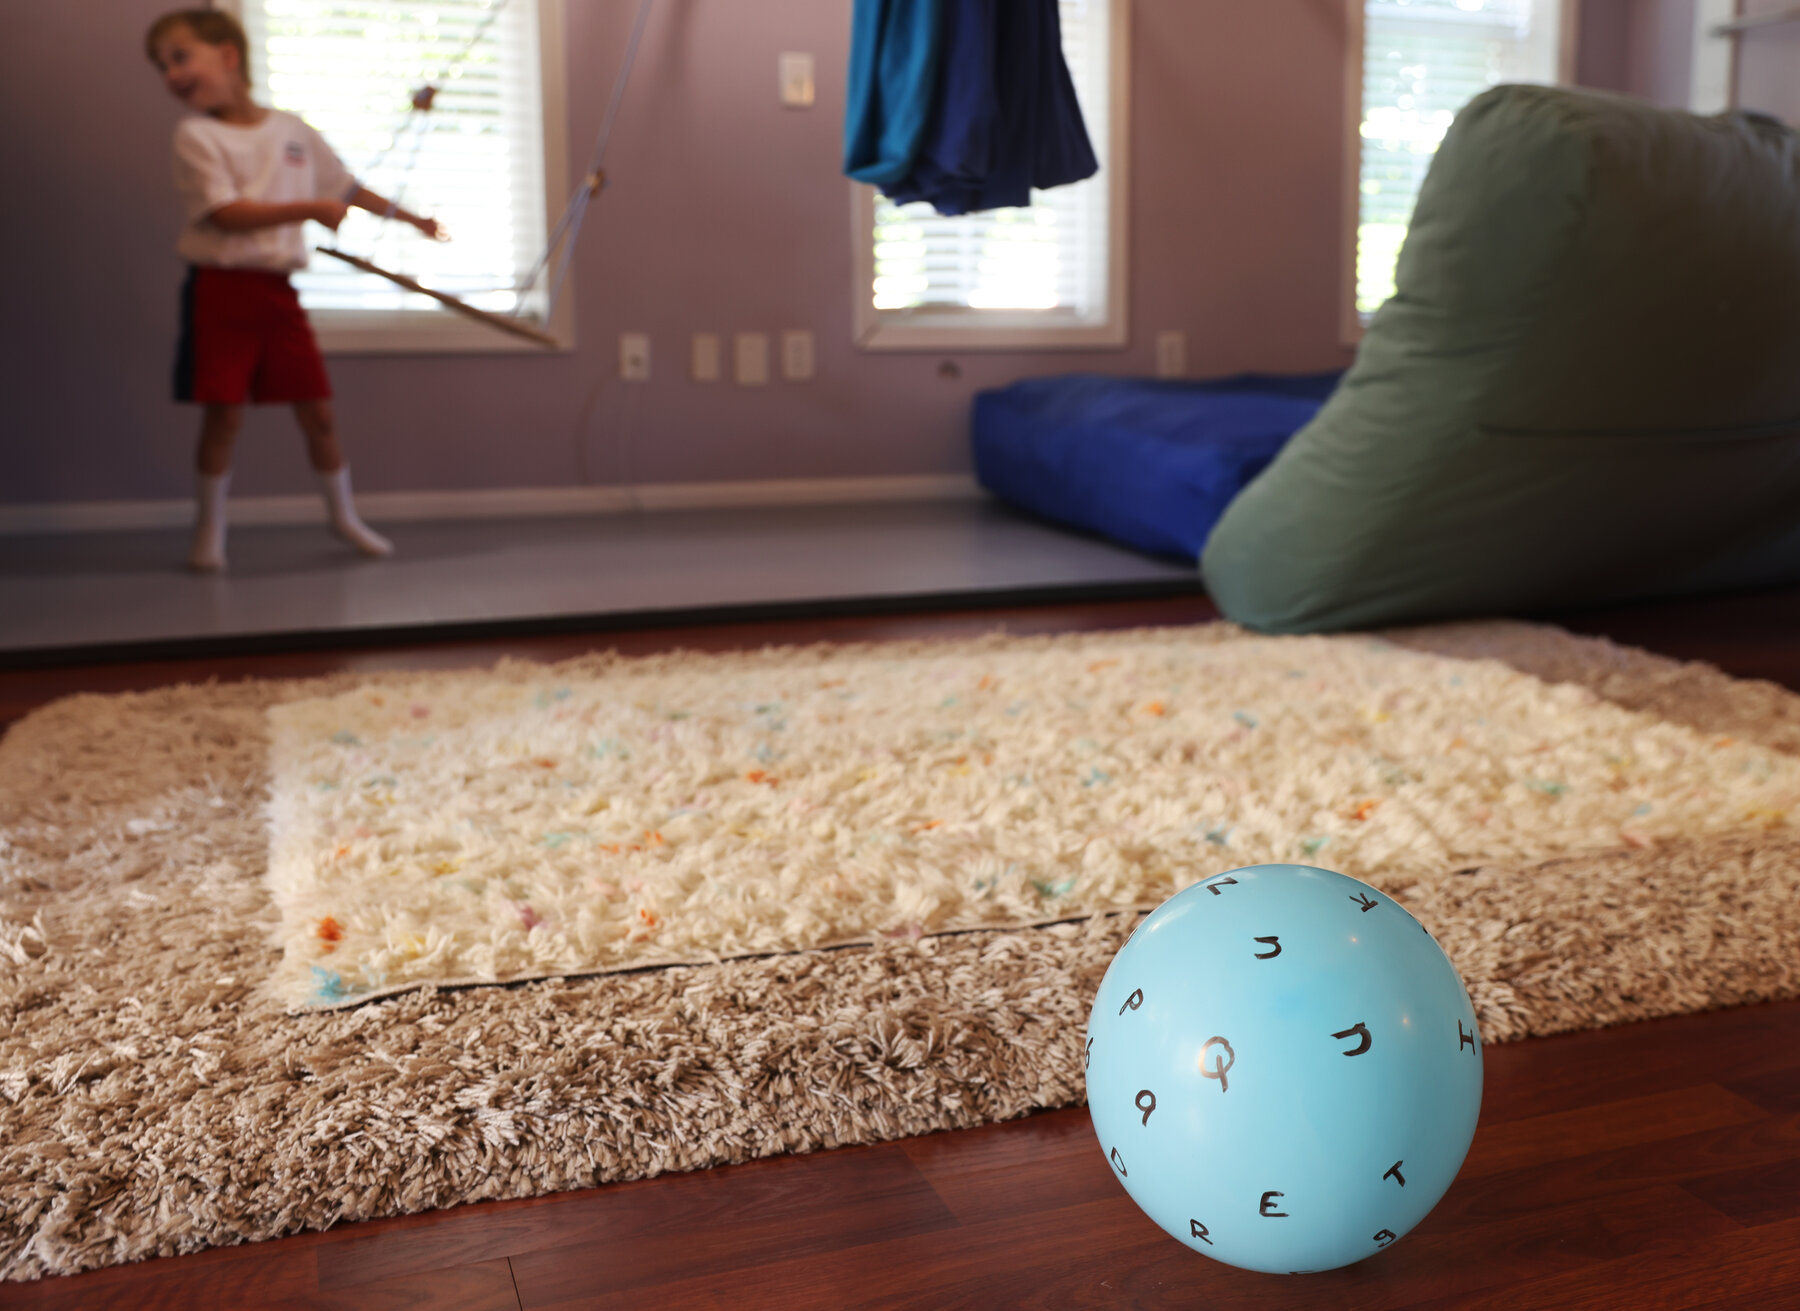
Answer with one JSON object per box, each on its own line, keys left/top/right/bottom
{"left": 6, "top": 621, "right": 1800, "bottom": 1281}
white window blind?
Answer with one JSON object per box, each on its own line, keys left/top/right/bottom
{"left": 1358, "top": 0, "right": 1564, "bottom": 314}
{"left": 238, "top": 0, "right": 548, "bottom": 318}
{"left": 867, "top": 0, "right": 1114, "bottom": 331}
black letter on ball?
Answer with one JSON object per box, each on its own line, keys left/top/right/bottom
{"left": 1333, "top": 1022, "right": 1372, "bottom": 1056}
{"left": 1200, "top": 1036, "right": 1235, "bottom": 1092}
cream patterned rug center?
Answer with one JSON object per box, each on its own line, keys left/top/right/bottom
{"left": 267, "top": 630, "right": 1800, "bottom": 1009}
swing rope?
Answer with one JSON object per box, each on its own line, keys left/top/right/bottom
{"left": 515, "top": 0, "right": 658, "bottom": 322}
{"left": 357, "top": 0, "right": 514, "bottom": 181}
{"left": 319, "top": 0, "right": 657, "bottom": 347}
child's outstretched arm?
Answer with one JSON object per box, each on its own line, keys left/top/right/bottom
{"left": 209, "top": 198, "right": 350, "bottom": 232}
{"left": 348, "top": 186, "right": 446, "bottom": 241}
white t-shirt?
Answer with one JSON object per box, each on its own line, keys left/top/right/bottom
{"left": 171, "top": 108, "right": 355, "bottom": 271}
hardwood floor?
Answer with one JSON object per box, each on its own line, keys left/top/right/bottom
{"left": 5, "top": 591, "right": 1800, "bottom": 1310}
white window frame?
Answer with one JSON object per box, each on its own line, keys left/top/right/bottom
{"left": 218, "top": 0, "right": 572, "bottom": 354}
{"left": 1341, "top": 0, "right": 1579, "bottom": 344}
{"left": 850, "top": 0, "right": 1132, "bottom": 352}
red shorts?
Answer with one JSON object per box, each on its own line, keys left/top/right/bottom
{"left": 173, "top": 266, "right": 332, "bottom": 405}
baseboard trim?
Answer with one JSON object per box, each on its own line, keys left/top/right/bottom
{"left": 0, "top": 475, "right": 986, "bottom": 535}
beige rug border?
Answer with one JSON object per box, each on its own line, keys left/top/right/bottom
{"left": 5, "top": 618, "right": 1800, "bottom": 1282}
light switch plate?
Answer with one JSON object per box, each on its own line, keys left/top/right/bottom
{"left": 735, "top": 332, "right": 770, "bottom": 386}
{"left": 779, "top": 52, "right": 815, "bottom": 107}
{"left": 692, "top": 332, "right": 721, "bottom": 382}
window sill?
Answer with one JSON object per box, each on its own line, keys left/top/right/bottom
{"left": 855, "top": 312, "right": 1128, "bottom": 353}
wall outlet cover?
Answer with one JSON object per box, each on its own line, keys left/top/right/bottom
{"left": 781, "top": 330, "right": 815, "bottom": 381}
{"left": 1154, "top": 330, "right": 1187, "bottom": 379}
{"left": 620, "top": 332, "right": 651, "bottom": 382}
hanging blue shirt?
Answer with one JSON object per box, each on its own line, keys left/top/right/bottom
{"left": 883, "top": 0, "right": 1097, "bottom": 216}
{"left": 843, "top": 0, "right": 944, "bottom": 188}
{"left": 878, "top": 0, "right": 996, "bottom": 209}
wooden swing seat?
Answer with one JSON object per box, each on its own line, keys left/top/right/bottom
{"left": 316, "top": 246, "right": 559, "bottom": 349}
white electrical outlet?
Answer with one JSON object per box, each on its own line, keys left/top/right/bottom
{"left": 781, "top": 330, "right": 815, "bottom": 381}
{"left": 1155, "top": 330, "right": 1188, "bottom": 379}
{"left": 735, "top": 332, "right": 770, "bottom": 386}
{"left": 620, "top": 332, "right": 651, "bottom": 382}
{"left": 779, "top": 52, "right": 815, "bottom": 107}
{"left": 691, "top": 332, "right": 721, "bottom": 382}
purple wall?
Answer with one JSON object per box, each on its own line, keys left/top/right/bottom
{"left": 1602, "top": 0, "right": 1799, "bottom": 121}
{"left": 1577, "top": 0, "right": 1635, "bottom": 94}
{"left": 3, "top": 1, "right": 1628, "bottom": 506}
{"left": 1624, "top": 0, "right": 1697, "bottom": 108}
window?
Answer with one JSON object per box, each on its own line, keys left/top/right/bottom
{"left": 852, "top": 0, "right": 1131, "bottom": 351}
{"left": 228, "top": 0, "right": 569, "bottom": 352}
{"left": 1350, "top": 0, "right": 1569, "bottom": 324}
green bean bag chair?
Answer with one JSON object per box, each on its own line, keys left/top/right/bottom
{"left": 1201, "top": 85, "right": 1800, "bottom": 633}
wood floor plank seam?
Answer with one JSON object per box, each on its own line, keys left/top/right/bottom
{"left": 310, "top": 1144, "right": 959, "bottom": 1293}
{"left": 1390, "top": 1212, "right": 1800, "bottom": 1311}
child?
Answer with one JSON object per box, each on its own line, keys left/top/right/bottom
{"left": 145, "top": 9, "right": 442, "bottom": 571}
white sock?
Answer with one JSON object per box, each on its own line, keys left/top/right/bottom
{"left": 190, "top": 471, "right": 229, "bottom": 571}
{"left": 320, "top": 466, "right": 393, "bottom": 557}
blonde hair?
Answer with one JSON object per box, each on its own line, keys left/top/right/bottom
{"left": 145, "top": 9, "right": 252, "bottom": 88}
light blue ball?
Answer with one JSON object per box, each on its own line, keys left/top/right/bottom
{"left": 1085, "top": 863, "right": 1482, "bottom": 1274}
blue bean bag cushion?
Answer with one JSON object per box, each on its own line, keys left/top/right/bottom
{"left": 972, "top": 372, "right": 1342, "bottom": 561}
{"left": 1202, "top": 86, "right": 1800, "bottom": 632}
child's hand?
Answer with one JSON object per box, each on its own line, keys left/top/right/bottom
{"left": 413, "top": 215, "right": 449, "bottom": 242}
{"left": 309, "top": 199, "right": 350, "bottom": 231}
